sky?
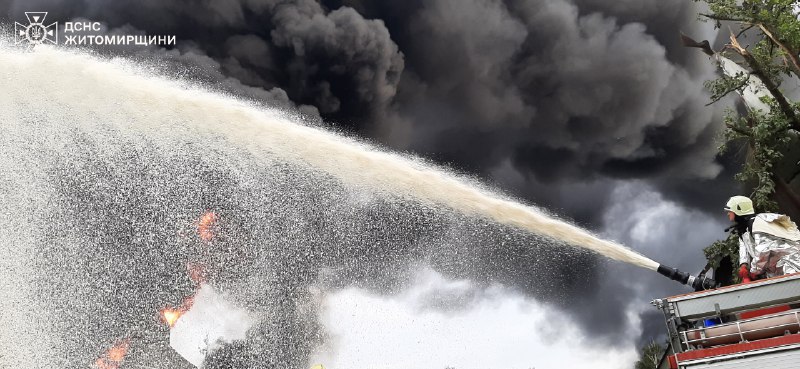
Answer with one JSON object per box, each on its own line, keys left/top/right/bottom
{"left": 0, "top": 0, "right": 749, "bottom": 368}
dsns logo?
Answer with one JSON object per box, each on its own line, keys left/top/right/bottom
{"left": 15, "top": 12, "right": 58, "bottom": 45}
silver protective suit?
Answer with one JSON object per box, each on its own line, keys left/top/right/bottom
{"left": 739, "top": 213, "right": 800, "bottom": 277}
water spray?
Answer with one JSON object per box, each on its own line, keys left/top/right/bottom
{"left": 0, "top": 44, "right": 663, "bottom": 272}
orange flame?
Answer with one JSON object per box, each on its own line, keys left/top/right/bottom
{"left": 160, "top": 295, "right": 196, "bottom": 328}
{"left": 161, "top": 308, "right": 184, "bottom": 328}
{"left": 187, "top": 262, "right": 208, "bottom": 284}
{"left": 158, "top": 213, "right": 214, "bottom": 330}
{"left": 197, "top": 211, "right": 218, "bottom": 242}
{"left": 94, "top": 339, "right": 130, "bottom": 369}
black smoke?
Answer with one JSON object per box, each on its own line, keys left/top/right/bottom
{"left": 0, "top": 0, "right": 743, "bottom": 364}
{"left": 1, "top": 0, "right": 735, "bottom": 220}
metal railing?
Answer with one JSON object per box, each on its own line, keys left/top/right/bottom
{"left": 680, "top": 309, "right": 800, "bottom": 349}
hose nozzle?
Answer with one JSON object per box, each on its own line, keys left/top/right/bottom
{"left": 657, "top": 264, "right": 716, "bottom": 291}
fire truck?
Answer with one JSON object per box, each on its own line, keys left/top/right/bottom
{"left": 651, "top": 273, "right": 800, "bottom": 368}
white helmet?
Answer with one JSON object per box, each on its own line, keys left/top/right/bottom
{"left": 725, "top": 196, "right": 755, "bottom": 216}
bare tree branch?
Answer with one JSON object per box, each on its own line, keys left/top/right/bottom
{"left": 757, "top": 24, "right": 800, "bottom": 77}
{"left": 680, "top": 32, "right": 714, "bottom": 56}
{"left": 727, "top": 33, "right": 800, "bottom": 133}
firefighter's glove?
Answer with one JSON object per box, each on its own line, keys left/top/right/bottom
{"left": 738, "top": 264, "right": 751, "bottom": 283}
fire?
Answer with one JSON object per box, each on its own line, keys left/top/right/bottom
{"left": 93, "top": 212, "right": 220, "bottom": 369}
{"left": 159, "top": 212, "right": 212, "bottom": 329}
{"left": 161, "top": 295, "right": 196, "bottom": 328}
{"left": 161, "top": 308, "right": 184, "bottom": 327}
{"left": 197, "top": 211, "right": 218, "bottom": 242}
{"left": 187, "top": 262, "right": 207, "bottom": 284}
{"left": 94, "top": 339, "right": 130, "bottom": 369}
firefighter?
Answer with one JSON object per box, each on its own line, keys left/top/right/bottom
{"left": 725, "top": 195, "right": 800, "bottom": 282}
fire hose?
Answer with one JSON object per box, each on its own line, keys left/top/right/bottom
{"left": 656, "top": 264, "right": 717, "bottom": 291}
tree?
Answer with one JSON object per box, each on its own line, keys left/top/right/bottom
{"left": 634, "top": 340, "right": 665, "bottom": 369}
{"left": 685, "top": 0, "right": 800, "bottom": 278}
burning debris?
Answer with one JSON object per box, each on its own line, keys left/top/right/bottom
{"left": 165, "top": 211, "right": 254, "bottom": 367}
{"left": 187, "top": 262, "right": 209, "bottom": 285}
{"left": 94, "top": 339, "right": 130, "bottom": 369}
{"left": 168, "top": 284, "right": 256, "bottom": 367}
{"left": 197, "top": 211, "right": 219, "bottom": 243}
{"left": 87, "top": 211, "right": 255, "bottom": 368}
{"left": 160, "top": 295, "right": 196, "bottom": 328}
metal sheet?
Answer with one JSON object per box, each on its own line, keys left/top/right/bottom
{"left": 667, "top": 274, "right": 800, "bottom": 320}
{"left": 169, "top": 284, "right": 255, "bottom": 367}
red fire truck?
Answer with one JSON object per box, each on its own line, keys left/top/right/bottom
{"left": 652, "top": 273, "right": 800, "bottom": 368}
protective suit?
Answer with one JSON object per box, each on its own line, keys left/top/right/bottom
{"left": 738, "top": 213, "right": 800, "bottom": 277}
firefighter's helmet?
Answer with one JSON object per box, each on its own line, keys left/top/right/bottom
{"left": 725, "top": 196, "right": 755, "bottom": 216}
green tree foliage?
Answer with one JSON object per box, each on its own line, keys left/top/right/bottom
{"left": 634, "top": 340, "right": 665, "bottom": 369}
{"left": 703, "top": 233, "right": 745, "bottom": 282}
{"left": 691, "top": 0, "right": 800, "bottom": 276}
